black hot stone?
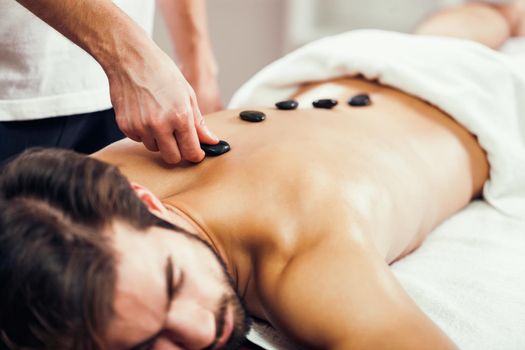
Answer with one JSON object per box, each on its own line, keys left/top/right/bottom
{"left": 312, "top": 99, "right": 338, "bottom": 109}
{"left": 275, "top": 100, "right": 299, "bottom": 110}
{"left": 240, "top": 110, "right": 266, "bottom": 122}
{"left": 348, "top": 93, "right": 371, "bottom": 107}
{"left": 200, "top": 140, "right": 231, "bottom": 157}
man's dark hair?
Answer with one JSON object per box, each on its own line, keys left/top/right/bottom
{"left": 0, "top": 148, "right": 180, "bottom": 350}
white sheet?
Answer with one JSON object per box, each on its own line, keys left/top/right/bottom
{"left": 501, "top": 37, "right": 525, "bottom": 55}
{"left": 227, "top": 32, "right": 525, "bottom": 349}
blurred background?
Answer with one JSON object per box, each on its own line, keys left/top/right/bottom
{"left": 153, "top": 0, "right": 465, "bottom": 103}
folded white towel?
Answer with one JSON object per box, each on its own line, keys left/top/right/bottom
{"left": 230, "top": 31, "right": 525, "bottom": 349}
{"left": 230, "top": 30, "right": 525, "bottom": 219}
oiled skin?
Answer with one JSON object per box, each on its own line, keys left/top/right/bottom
{"left": 94, "top": 77, "right": 488, "bottom": 349}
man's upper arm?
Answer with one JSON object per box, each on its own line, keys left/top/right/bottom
{"left": 258, "top": 237, "right": 457, "bottom": 349}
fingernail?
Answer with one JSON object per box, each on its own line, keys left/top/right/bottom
{"left": 206, "top": 127, "right": 219, "bottom": 141}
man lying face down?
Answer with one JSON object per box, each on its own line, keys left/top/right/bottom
{"left": 1, "top": 3, "right": 524, "bottom": 350}
{"left": 0, "top": 85, "right": 487, "bottom": 350}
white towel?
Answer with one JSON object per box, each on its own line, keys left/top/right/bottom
{"left": 229, "top": 31, "right": 525, "bottom": 349}
{"left": 229, "top": 30, "right": 525, "bottom": 219}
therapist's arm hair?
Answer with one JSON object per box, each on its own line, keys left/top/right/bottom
{"left": 415, "top": 1, "right": 523, "bottom": 48}
{"left": 157, "top": 0, "right": 223, "bottom": 114}
{"left": 14, "top": 0, "right": 220, "bottom": 165}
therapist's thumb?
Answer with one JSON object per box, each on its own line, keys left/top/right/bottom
{"left": 197, "top": 119, "right": 220, "bottom": 145}
{"left": 193, "top": 99, "right": 220, "bottom": 145}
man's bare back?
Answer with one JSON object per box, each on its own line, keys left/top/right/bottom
{"left": 94, "top": 77, "right": 488, "bottom": 348}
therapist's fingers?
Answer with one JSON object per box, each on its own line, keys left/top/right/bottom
{"left": 174, "top": 113, "right": 205, "bottom": 163}
{"left": 117, "top": 110, "right": 159, "bottom": 151}
{"left": 115, "top": 111, "right": 142, "bottom": 143}
{"left": 126, "top": 132, "right": 142, "bottom": 143}
{"left": 140, "top": 133, "right": 160, "bottom": 152}
{"left": 154, "top": 130, "right": 182, "bottom": 164}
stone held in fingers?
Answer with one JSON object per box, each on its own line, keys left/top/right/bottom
{"left": 275, "top": 100, "right": 299, "bottom": 110}
{"left": 348, "top": 93, "right": 372, "bottom": 107}
{"left": 200, "top": 140, "right": 231, "bottom": 157}
{"left": 240, "top": 110, "right": 266, "bottom": 123}
{"left": 312, "top": 99, "right": 338, "bottom": 109}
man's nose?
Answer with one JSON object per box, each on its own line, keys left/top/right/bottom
{"left": 163, "top": 301, "right": 217, "bottom": 349}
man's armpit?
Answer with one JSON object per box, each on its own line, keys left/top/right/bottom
{"left": 257, "top": 238, "right": 457, "bottom": 350}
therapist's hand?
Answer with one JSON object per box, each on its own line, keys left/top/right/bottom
{"left": 107, "top": 46, "right": 220, "bottom": 164}
{"left": 13, "top": 0, "right": 219, "bottom": 165}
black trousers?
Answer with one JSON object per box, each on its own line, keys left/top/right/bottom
{"left": 0, "top": 109, "right": 124, "bottom": 165}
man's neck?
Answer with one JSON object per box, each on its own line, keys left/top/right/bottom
{"left": 161, "top": 200, "right": 249, "bottom": 297}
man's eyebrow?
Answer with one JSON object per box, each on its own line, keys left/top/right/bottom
{"left": 127, "top": 256, "right": 174, "bottom": 350}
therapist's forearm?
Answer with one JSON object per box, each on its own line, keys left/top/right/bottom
{"left": 157, "top": 0, "right": 222, "bottom": 114}
{"left": 15, "top": 0, "right": 220, "bottom": 164}
{"left": 157, "top": 0, "right": 217, "bottom": 78}
{"left": 415, "top": 3, "right": 512, "bottom": 48}
{"left": 15, "top": 0, "right": 157, "bottom": 73}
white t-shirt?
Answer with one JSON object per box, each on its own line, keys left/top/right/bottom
{"left": 0, "top": 0, "right": 155, "bottom": 121}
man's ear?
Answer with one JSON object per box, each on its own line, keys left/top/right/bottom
{"left": 131, "top": 182, "right": 167, "bottom": 215}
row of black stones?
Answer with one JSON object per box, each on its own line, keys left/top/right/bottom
{"left": 200, "top": 93, "right": 372, "bottom": 157}
{"left": 274, "top": 93, "right": 371, "bottom": 111}
{"left": 309, "top": 93, "right": 371, "bottom": 110}
{"left": 239, "top": 93, "right": 372, "bottom": 123}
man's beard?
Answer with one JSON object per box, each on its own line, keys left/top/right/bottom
{"left": 204, "top": 294, "right": 252, "bottom": 350}
{"left": 187, "top": 233, "right": 252, "bottom": 350}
